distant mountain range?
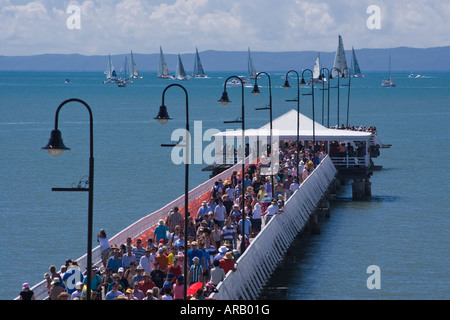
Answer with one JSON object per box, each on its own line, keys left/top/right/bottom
{"left": 1, "top": 46, "right": 450, "bottom": 72}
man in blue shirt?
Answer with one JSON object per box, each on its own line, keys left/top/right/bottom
{"left": 107, "top": 247, "right": 122, "bottom": 273}
{"left": 187, "top": 241, "right": 204, "bottom": 267}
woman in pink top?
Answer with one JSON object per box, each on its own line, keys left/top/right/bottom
{"left": 173, "top": 275, "right": 185, "bottom": 300}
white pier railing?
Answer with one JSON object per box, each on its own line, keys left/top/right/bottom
{"left": 211, "top": 156, "right": 337, "bottom": 300}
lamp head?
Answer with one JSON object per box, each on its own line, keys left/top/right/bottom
{"left": 42, "top": 129, "right": 70, "bottom": 157}
{"left": 328, "top": 74, "right": 333, "bottom": 80}
{"left": 251, "top": 84, "right": 260, "bottom": 96}
{"left": 283, "top": 80, "right": 291, "bottom": 90}
{"left": 218, "top": 91, "right": 231, "bottom": 106}
{"left": 154, "top": 105, "right": 172, "bottom": 124}
{"left": 300, "top": 78, "right": 307, "bottom": 86}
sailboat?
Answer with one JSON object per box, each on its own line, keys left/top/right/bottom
{"left": 351, "top": 47, "right": 364, "bottom": 78}
{"left": 130, "top": 50, "right": 142, "bottom": 79}
{"left": 117, "top": 56, "right": 131, "bottom": 87}
{"left": 175, "top": 53, "right": 188, "bottom": 80}
{"left": 332, "top": 35, "right": 348, "bottom": 78}
{"left": 248, "top": 47, "right": 257, "bottom": 79}
{"left": 158, "top": 46, "right": 173, "bottom": 79}
{"left": 104, "top": 54, "right": 118, "bottom": 84}
{"left": 381, "top": 55, "right": 396, "bottom": 87}
{"left": 192, "top": 47, "right": 207, "bottom": 78}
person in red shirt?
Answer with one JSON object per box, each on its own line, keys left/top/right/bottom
{"left": 168, "top": 257, "right": 182, "bottom": 279}
{"left": 219, "top": 252, "right": 236, "bottom": 275}
{"left": 138, "top": 272, "right": 155, "bottom": 294}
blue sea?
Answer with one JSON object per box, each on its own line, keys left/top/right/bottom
{"left": 1, "top": 70, "right": 449, "bottom": 300}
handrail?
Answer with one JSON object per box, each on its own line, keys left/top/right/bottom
{"left": 210, "top": 156, "right": 337, "bottom": 300}
{"left": 16, "top": 157, "right": 253, "bottom": 300}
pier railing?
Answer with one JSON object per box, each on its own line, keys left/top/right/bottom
{"left": 210, "top": 155, "right": 337, "bottom": 300}
{"left": 19, "top": 157, "right": 253, "bottom": 300}
{"left": 330, "top": 155, "right": 369, "bottom": 168}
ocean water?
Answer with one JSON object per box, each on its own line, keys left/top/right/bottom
{"left": 1, "top": 70, "right": 449, "bottom": 300}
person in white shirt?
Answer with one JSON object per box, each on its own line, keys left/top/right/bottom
{"left": 139, "top": 247, "right": 155, "bottom": 274}
{"left": 214, "top": 199, "right": 227, "bottom": 229}
{"left": 262, "top": 200, "right": 279, "bottom": 225}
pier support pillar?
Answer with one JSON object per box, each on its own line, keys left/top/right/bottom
{"left": 319, "top": 200, "right": 330, "bottom": 218}
{"left": 365, "top": 178, "right": 372, "bottom": 197}
{"left": 352, "top": 179, "right": 365, "bottom": 200}
{"left": 310, "top": 213, "right": 321, "bottom": 235}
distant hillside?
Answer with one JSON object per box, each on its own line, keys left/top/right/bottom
{"left": 1, "top": 47, "right": 450, "bottom": 72}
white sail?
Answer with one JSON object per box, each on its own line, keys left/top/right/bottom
{"left": 192, "top": 47, "right": 206, "bottom": 77}
{"left": 130, "top": 50, "right": 142, "bottom": 79}
{"left": 105, "top": 54, "right": 117, "bottom": 80}
{"left": 248, "top": 47, "right": 257, "bottom": 78}
{"left": 176, "top": 53, "right": 187, "bottom": 80}
{"left": 332, "top": 35, "right": 348, "bottom": 78}
{"left": 158, "top": 46, "right": 172, "bottom": 78}
{"left": 313, "top": 55, "right": 320, "bottom": 79}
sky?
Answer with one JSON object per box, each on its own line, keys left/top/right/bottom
{"left": 1, "top": 0, "right": 449, "bottom": 56}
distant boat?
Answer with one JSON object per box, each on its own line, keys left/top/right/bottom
{"left": 351, "top": 47, "right": 364, "bottom": 78}
{"left": 158, "top": 46, "right": 173, "bottom": 79}
{"left": 313, "top": 54, "right": 321, "bottom": 80}
{"left": 408, "top": 73, "right": 424, "bottom": 79}
{"left": 64, "top": 79, "right": 71, "bottom": 84}
{"left": 192, "top": 47, "right": 207, "bottom": 78}
{"left": 248, "top": 47, "right": 257, "bottom": 79}
{"left": 104, "top": 54, "right": 118, "bottom": 83}
{"left": 381, "top": 55, "right": 396, "bottom": 87}
{"left": 130, "top": 50, "right": 142, "bottom": 79}
{"left": 332, "top": 35, "right": 348, "bottom": 78}
{"left": 117, "top": 56, "right": 131, "bottom": 87}
{"left": 175, "top": 53, "right": 188, "bottom": 80}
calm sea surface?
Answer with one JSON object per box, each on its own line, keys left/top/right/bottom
{"left": 1, "top": 70, "right": 449, "bottom": 300}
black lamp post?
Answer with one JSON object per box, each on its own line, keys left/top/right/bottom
{"left": 341, "top": 66, "right": 352, "bottom": 127}
{"left": 252, "top": 71, "right": 275, "bottom": 197}
{"left": 283, "top": 70, "right": 300, "bottom": 182}
{"left": 319, "top": 67, "right": 331, "bottom": 127}
{"left": 42, "top": 98, "right": 95, "bottom": 300}
{"left": 301, "top": 69, "right": 316, "bottom": 157}
{"left": 154, "top": 83, "right": 189, "bottom": 300}
{"left": 330, "top": 67, "right": 342, "bottom": 127}
{"left": 218, "top": 76, "right": 247, "bottom": 254}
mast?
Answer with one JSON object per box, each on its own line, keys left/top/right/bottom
{"left": 248, "top": 47, "right": 257, "bottom": 78}
{"left": 313, "top": 53, "right": 320, "bottom": 79}
{"left": 192, "top": 47, "right": 205, "bottom": 77}
{"left": 176, "top": 53, "right": 187, "bottom": 79}
{"left": 130, "top": 50, "right": 140, "bottom": 78}
{"left": 158, "top": 46, "right": 170, "bottom": 78}
{"left": 332, "top": 35, "right": 348, "bottom": 78}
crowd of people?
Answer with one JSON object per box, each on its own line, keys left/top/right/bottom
{"left": 20, "top": 140, "right": 326, "bottom": 301}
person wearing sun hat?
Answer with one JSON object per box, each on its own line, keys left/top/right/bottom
{"left": 19, "top": 283, "right": 35, "bottom": 300}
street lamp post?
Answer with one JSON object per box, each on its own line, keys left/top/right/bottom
{"left": 319, "top": 67, "right": 331, "bottom": 127}
{"left": 42, "top": 98, "right": 95, "bottom": 300}
{"left": 330, "top": 67, "right": 341, "bottom": 127}
{"left": 154, "top": 83, "right": 189, "bottom": 300}
{"left": 252, "top": 71, "right": 275, "bottom": 197}
{"left": 301, "top": 69, "right": 316, "bottom": 157}
{"left": 218, "top": 76, "right": 247, "bottom": 254}
{"left": 283, "top": 70, "right": 300, "bottom": 182}
{"left": 342, "top": 67, "right": 352, "bottom": 127}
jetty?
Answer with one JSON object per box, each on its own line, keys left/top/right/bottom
{"left": 17, "top": 110, "right": 385, "bottom": 300}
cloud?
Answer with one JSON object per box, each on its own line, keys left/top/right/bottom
{"left": 0, "top": 0, "right": 449, "bottom": 55}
